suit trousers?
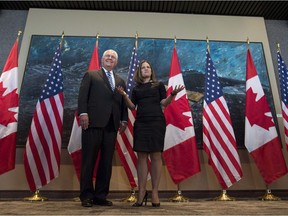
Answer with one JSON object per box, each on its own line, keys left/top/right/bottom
{"left": 80, "top": 115, "right": 117, "bottom": 201}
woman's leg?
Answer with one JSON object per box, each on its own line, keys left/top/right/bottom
{"left": 136, "top": 152, "right": 149, "bottom": 203}
{"left": 150, "top": 152, "right": 162, "bottom": 204}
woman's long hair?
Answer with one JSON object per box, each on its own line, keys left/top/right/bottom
{"left": 134, "top": 60, "right": 159, "bottom": 86}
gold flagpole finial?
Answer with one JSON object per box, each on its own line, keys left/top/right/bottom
{"left": 174, "top": 36, "right": 177, "bottom": 48}
{"left": 17, "top": 30, "right": 22, "bottom": 41}
{"left": 206, "top": 36, "right": 210, "bottom": 53}
{"left": 60, "top": 31, "right": 65, "bottom": 48}
{"left": 96, "top": 33, "right": 100, "bottom": 48}
{"left": 277, "top": 42, "right": 281, "bottom": 53}
{"left": 246, "top": 37, "right": 250, "bottom": 49}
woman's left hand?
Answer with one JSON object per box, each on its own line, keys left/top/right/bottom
{"left": 171, "top": 85, "right": 185, "bottom": 96}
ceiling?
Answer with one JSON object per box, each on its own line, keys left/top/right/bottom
{"left": 0, "top": 1, "right": 288, "bottom": 20}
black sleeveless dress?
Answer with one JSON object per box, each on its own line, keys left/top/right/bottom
{"left": 131, "top": 81, "right": 167, "bottom": 152}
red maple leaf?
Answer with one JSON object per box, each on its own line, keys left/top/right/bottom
{"left": 0, "top": 82, "right": 18, "bottom": 127}
{"left": 165, "top": 99, "right": 192, "bottom": 131}
{"left": 246, "top": 88, "right": 274, "bottom": 130}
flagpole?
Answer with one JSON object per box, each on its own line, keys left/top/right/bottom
{"left": 135, "top": 31, "right": 138, "bottom": 49}
{"left": 120, "top": 32, "right": 138, "bottom": 203}
{"left": 206, "top": 36, "right": 236, "bottom": 202}
{"left": 168, "top": 37, "right": 190, "bottom": 203}
{"left": 169, "top": 35, "right": 189, "bottom": 203}
{"left": 248, "top": 41, "right": 282, "bottom": 201}
{"left": 71, "top": 32, "right": 99, "bottom": 203}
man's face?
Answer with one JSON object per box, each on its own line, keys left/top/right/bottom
{"left": 102, "top": 51, "right": 118, "bottom": 71}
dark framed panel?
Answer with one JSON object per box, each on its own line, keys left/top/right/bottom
{"left": 18, "top": 35, "right": 275, "bottom": 148}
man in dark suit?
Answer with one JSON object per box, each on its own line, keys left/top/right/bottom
{"left": 78, "top": 49, "right": 128, "bottom": 207}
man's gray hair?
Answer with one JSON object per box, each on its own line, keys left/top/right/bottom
{"left": 102, "top": 49, "right": 118, "bottom": 60}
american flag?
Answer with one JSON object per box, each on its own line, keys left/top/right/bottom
{"left": 24, "top": 44, "right": 64, "bottom": 192}
{"left": 202, "top": 49, "right": 242, "bottom": 189}
{"left": 115, "top": 46, "right": 140, "bottom": 188}
{"left": 277, "top": 51, "right": 288, "bottom": 151}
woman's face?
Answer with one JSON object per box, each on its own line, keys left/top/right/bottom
{"left": 140, "top": 62, "right": 152, "bottom": 79}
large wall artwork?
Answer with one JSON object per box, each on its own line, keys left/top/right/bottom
{"left": 18, "top": 35, "right": 276, "bottom": 148}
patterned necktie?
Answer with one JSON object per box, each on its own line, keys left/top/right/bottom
{"left": 107, "top": 72, "right": 115, "bottom": 91}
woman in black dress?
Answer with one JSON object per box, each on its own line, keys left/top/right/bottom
{"left": 116, "top": 60, "right": 184, "bottom": 207}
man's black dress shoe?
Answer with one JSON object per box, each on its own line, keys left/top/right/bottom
{"left": 93, "top": 198, "right": 113, "bottom": 206}
{"left": 81, "top": 199, "right": 93, "bottom": 207}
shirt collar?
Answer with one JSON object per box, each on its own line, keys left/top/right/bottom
{"left": 102, "top": 67, "right": 113, "bottom": 74}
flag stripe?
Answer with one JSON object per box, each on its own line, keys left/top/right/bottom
{"left": 204, "top": 105, "right": 240, "bottom": 177}
{"left": 206, "top": 98, "right": 242, "bottom": 172}
{"left": 118, "top": 125, "right": 137, "bottom": 166}
{"left": 115, "top": 133, "right": 138, "bottom": 188}
{"left": 40, "top": 100, "right": 59, "bottom": 171}
{"left": 33, "top": 103, "right": 54, "bottom": 181}
{"left": 203, "top": 104, "right": 239, "bottom": 187}
{"left": 24, "top": 144, "right": 42, "bottom": 190}
{"left": 283, "top": 103, "right": 288, "bottom": 144}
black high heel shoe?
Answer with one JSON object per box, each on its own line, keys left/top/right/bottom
{"left": 132, "top": 191, "right": 148, "bottom": 207}
{"left": 152, "top": 202, "right": 160, "bottom": 207}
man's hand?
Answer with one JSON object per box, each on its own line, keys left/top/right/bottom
{"left": 80, "top": 114, "right": 89, "bottom": 130}
{"left": 119, "top": 121, "right": 128, "bottom": 133}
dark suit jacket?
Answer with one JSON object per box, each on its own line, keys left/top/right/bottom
{"left": 78, "top": 68, "right": 128, "bottom": 130}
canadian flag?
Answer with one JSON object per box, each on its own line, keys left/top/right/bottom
{"left": 245, "top": 49, "right": 288, "bottom": 184}
{"left": 0, "top": 39, "right": 19, "bottom": 175}
{"left": 163, "top": 47, "right": 201, "bottom": 184}
{"left": 67, "top": 40, "right": 100, "bottom": 180}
